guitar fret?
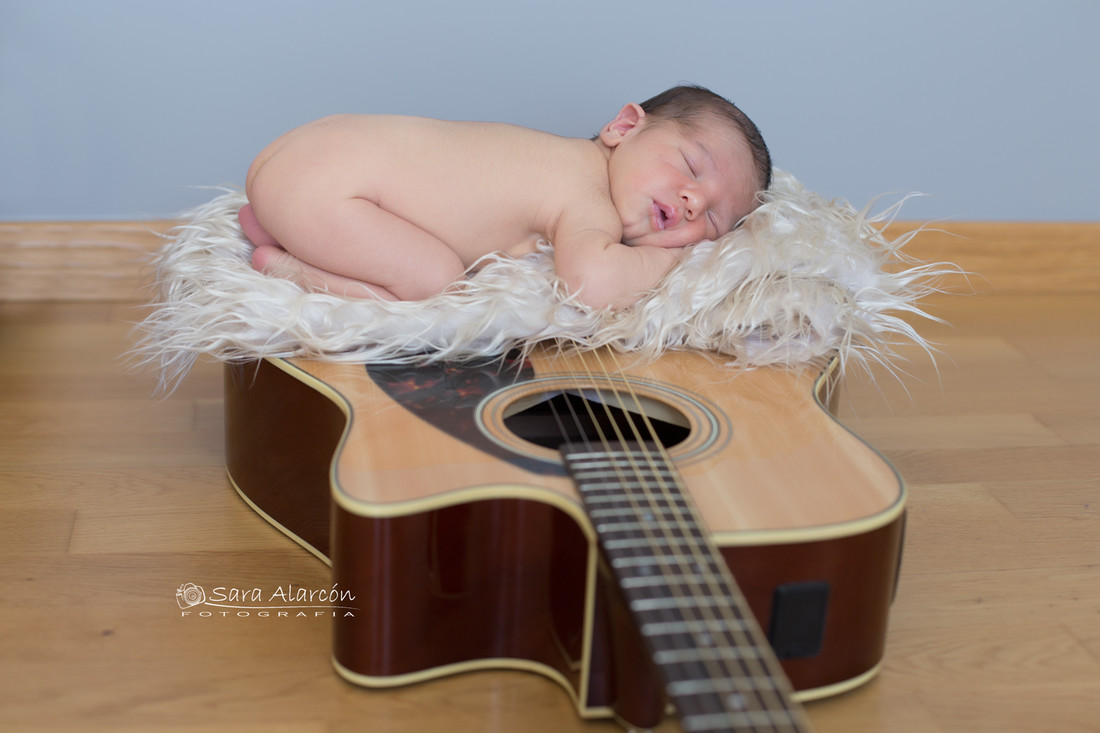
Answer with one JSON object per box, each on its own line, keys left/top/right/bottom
{"left": 603, "top": 535, "right": 699, "bottom": 551}
{"left": 681, "top": 710, "right": 803, "bottom": 733}
{"left": 585, "top": 499, "right": 691, "bottom": 514}
{"left": 576, "top": 483, "right": 682, "bottom": 497}
{"left": 653, "top": 647, "right": 766, "bottom": 665}
{"left": 667, "top": 676, "right": 778, "bottom": 697}
{"left": 611, "top": 554, "right": 716, "bottom": 570}
{"left": 571, "top": 459, "right": 677, "bottom": 479}
{"left": 573, "top": 465, "right": 679, "bottom": 478}
{"left": 566, "top": 449, "right": 666, "bottom": 463}
{"left": 620, "top": 573, "right": 715, "bottom": 590}
{"left": 629, "top": 595, "right": 740, "bottom": 613}
{"left": 587, "top": 505, "right": 688, "bottom": 519}
{"left": 559, "top": 441, "right": 811, "bottom": 733}
{"left": 595, "top": 519, "right": 703, "bottom": 534}
{"left": 640, "top": 618, "right": 750, "bottom": 637}
{"left": 576, "top": 479, "right": 680, "bottom": 490}
{"left": 571, "top": 455, "right": 675, "bottom": 467}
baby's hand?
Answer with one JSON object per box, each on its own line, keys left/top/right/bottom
{"left": 555, "top": 239, "right": 690, "bottom": 310}
{"left": 637, "top": 242, "right": 693, "bottom": 270}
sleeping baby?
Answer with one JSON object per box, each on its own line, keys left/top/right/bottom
{"left": 239, "top": 84, "right": 771, "bottom": 311}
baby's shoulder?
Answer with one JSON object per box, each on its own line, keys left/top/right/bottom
{"left": 529, "top": 135, "right": 608, "bottom": 186}
{"left": 546, "top": 143, "right": 620, "bottom": 239}
{"left": 557, "top": 140, "right": 614, "bottom": 205}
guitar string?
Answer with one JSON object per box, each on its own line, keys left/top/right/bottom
{"left": 555, "top": 347, "right": 799, "bottom": 730}
{"left": 532, "top": 343, "right": 799, "bottom": 730}
{"left": 538, "top": 342, "right": 709, "bottom": 710}
{"left": 540, "top": 345, "right": 808, "bottom": 731}
{"left": 592, "top": 349, "right": 811, "bottom": 732}
{"left": 582, "top": 348, "right": 796, "bottom": 729}
{"left": 567, "top": 347, "right": 741, "bottom": 723}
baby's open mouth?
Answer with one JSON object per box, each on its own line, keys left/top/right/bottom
{"left": 652, "top": 202, "right": 673, "bottom": 231}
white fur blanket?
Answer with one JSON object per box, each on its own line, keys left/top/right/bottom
{"left": 133, "top": 170, "right": 954, "bottom": 393}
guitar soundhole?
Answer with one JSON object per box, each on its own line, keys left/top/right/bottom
{"left": 478, "top": 375, "right": 727, "bottom": 467}
{"left": 501, "top": 389, "right": 690, "bottom": 450}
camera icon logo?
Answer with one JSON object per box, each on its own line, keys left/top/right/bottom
{"left": 176, "top": 583, "right": 206, "bottom": 609}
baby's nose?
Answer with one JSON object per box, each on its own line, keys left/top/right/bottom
{"left": 681, "top": 189, "right": 704, "bottom": 220}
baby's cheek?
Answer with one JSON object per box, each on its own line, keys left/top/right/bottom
{"left": 669, "top": 231, "right": 701, "bottom": 249}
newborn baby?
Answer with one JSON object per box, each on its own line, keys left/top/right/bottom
{"left": 240, "top": 84, "right": 771, "bottom": 310}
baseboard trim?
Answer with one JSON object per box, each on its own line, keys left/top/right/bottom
{"left": 0, "top": 220, "right": 176, "bottom": 302}
{"left": 1, "top": 219, "right": 1096, "bottom": 302}
{"left": 882, "top": 221, "right": 1099, "bottom": 295}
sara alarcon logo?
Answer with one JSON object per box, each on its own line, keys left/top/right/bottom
{"left": 176, "top": 583, "right": 206, "bottom": 608}
{"left": 176, "top": 582, "right": 358, "bottom": 618}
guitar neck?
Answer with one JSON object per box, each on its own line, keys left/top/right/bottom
{"left": 561, "top": 442, "right": 815, "bottom": 733}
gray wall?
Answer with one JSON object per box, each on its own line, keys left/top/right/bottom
{"left": 2, "top": 0, "right": 1097, "bottom": 221}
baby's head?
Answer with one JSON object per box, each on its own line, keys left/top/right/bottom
{"left": 599, "top": 84, "right": 771, "bottom": 249}
{"left": 639, "top": 85, "right": 772, "bottom": 194}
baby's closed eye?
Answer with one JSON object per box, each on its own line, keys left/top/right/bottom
{"left": 682, "top": 153, "right": 698, "bottom": 177}
{"left": 707, "top": 211, "right": 721, "bottom": 238}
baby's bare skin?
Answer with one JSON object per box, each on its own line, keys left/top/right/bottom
{"left": 243, "top": 105, "right": 756, "bottom": 310}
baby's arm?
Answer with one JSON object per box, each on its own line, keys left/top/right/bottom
{"left": 552, "top": 226, "right": 688, "bottom": 311}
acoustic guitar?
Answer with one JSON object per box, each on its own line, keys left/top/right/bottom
{"left": 224, "top": 346, "right": 905, "bottom": 732}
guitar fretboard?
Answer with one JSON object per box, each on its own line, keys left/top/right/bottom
{"left": 561, "top": 442, "right": 814, "bottom": 733}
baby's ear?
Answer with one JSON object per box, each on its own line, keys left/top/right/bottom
{"left": 599, "top": 103, "right": 646, "bottom": 147}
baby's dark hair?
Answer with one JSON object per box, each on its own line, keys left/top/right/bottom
{"left": 640, "top": 84, "right": 772, "bottom": 193}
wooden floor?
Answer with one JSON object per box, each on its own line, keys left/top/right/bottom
{"left": 0, "top": 287, "right": 1097, "bottom": 732}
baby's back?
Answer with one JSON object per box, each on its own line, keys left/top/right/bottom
{"left": 247, "top": 114, "right": 607, "bottom": 263}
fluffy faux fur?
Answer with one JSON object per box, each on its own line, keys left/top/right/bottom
{"left": 132, "top": 170, "right": 956, "bottom": 393}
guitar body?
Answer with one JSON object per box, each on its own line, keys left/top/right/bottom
{"left": 224, "top": 349, "right": 904, "bottom": 729}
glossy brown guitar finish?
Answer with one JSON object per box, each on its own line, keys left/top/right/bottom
{"left": 224, "top": 348, "right": 904, "bottom": 731}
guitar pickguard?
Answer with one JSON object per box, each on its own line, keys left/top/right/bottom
{"left": 365, "top": 353, "right": 564, "bottom": 476}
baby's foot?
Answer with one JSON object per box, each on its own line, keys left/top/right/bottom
{"left": 238, "top": 204, "right": 280, "bottom": 248}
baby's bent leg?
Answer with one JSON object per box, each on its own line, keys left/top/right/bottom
{"left": 238, "top": 204, "right": 280, "bottom": 248}
{"left": 244, "top": 203, "right": 390, "bottom": 297}
{"left": 251, "top": 244, "right": 398, "bottom": 300}
{"left": 252, "top": 196, "right": 466, "bottom": 301}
